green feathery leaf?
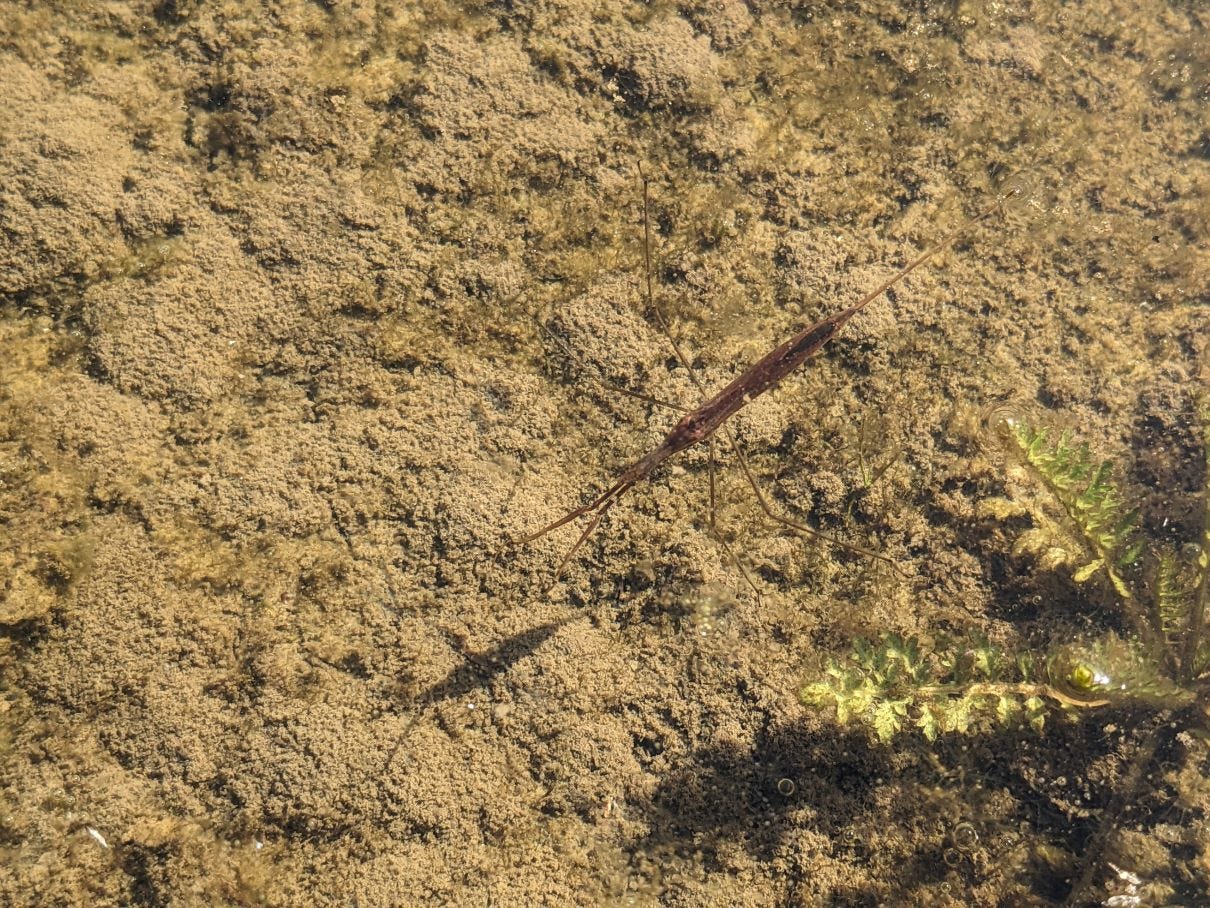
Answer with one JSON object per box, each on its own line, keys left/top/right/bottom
{"left": 1155, "top": 547, "right": 1198, "bottom": 649}
{"left": 804, "top": 635, "right": 1071, "bottom": 741}
{"left": 996, "top": 419, "right": 1164, "bottom": 648}
{"left": 1006, "top": 422, "right": 1141, "bottom": 599}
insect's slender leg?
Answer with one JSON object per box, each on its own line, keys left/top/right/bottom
{"left": 638, "top": 169, "right": 759, "bottom": 596}
{"left": 610, "top": 385, "right": 691, "bottom": 413}
{"left": 552, "top": 495, "right": 618, "bottom": 584}
{"left": 705, "top": 436, "right": 760, "bottom": 599}
{"left": 722, "top": 425, "right": 905, "bottom": 578}
{"left": 639, "top": 166, "right": 712, "bottom": 400}
{"left": 533, "top": 316, "right": 689, "bottom": 413}
{"left": 527, "top": 170, "right": 1015, "bottom": 586}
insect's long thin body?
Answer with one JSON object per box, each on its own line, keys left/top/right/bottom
{"left": 526, "top": 181, "right": 1010, "bottom": 580}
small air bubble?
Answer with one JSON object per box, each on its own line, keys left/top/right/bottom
{"left": 952, "top": 821, "right": 979, "bottom": 851}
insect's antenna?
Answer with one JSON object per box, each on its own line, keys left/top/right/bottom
{"left": 637, "top": 163, "right": 710, "bottom": 402}
{"left": 841, "top": 192, "right": 1007, "bottom": 324}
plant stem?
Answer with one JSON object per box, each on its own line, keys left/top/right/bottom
{"left": 915, "top": 681, "right": 1110, "bottom": 709}
{"left": 1179, "top": 397, "right": 1210, "bottom": 682}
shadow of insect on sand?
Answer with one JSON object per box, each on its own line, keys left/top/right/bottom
{"left": 398, "top": 620, "right": 570, "bottom": 738}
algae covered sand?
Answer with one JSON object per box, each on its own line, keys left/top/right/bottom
{"left": 1, "top": 1, "right": 1208, "bottom": 905}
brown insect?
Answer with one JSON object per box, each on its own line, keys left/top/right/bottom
{"left": 527, "top": 169, "right": 1016, "bottom": 588}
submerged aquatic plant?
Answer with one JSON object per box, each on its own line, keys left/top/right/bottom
{"left": 802, "top": 629, "right": 1197, "bottom": 744}
{"left": 803, "top": 400, "right": 1210, "bottom": 901}
{"left": 803, "top": 406, "right": 1210, "bottom": 741}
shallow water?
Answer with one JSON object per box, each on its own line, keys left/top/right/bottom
{"left": 1, "top": 2, "right": 1207, "bottom": 905}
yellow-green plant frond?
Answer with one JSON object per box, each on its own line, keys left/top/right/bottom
{"left": 1154, "top": 546, "right": 1200, "bottom": 652}
{"left": 802, "top": 632, "right": 1197, "bottom": 743}
{"left": 986, "top": 417, "right": 1168, "bottom": 649}
{"left": 1005, "top": 422, "right": 1143, "bottom": 600}
{"left": 1183, "top": 393, "right": 1210, "bottom": 679}
{"left": 803, "top": 634, "right": 1090, "bottom": 743}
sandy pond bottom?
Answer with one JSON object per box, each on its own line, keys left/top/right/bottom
{"left": 1, "top": 1, "right": 1208, "bottom": 905}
